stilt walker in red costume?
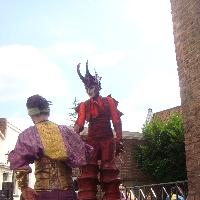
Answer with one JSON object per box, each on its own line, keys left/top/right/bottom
{"left": 74, "top": 61, "right": 124, "bottom": 200}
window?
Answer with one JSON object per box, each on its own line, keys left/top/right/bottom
{"left": 3, "top": 172, "right": 8, "bottom": 182}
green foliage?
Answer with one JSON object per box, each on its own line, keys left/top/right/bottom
{"left": 69, "top": 97, "right": 79, "bottom": 125}
{"left": 135, "top": 113, "right": 187, "bottom": 182}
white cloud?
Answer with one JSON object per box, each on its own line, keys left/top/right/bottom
{"left": 88, "top": 51, "right": 128, "bottom": 68}
{"left": 47, "top": 41, "right": 96, "bottom": 57}
{"left": 46, "top": 42, "right": 128, "bottom": 69}
{"left": 122, "top": 0, "right": 173, "bottom": 42}
{"left": 120, "top": 70, "right": 181, "bottom": 132}
{"left": 0, "top": 44, "right": 69, "bottom": 102}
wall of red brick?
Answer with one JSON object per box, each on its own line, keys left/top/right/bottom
{"left": 119, "top": 137, "right": 151, "bottom": 186}
{"left": 170, "top": 0, "right": 200, "bottom": 199}
{"left": 153, "top": 106, "right": 182, "bottom": 121}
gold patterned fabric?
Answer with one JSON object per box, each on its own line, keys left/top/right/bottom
{"left": 34, "top": 121, "right": 72, "bottom": 190}
{"left": 36, "top": 121, "right": 67, "bottom": 160}
{"left": 15, "top": 170, "right": 29, "bottom": 190}
{"left": 34, "top": 157, "right": 73, "bottom": 190}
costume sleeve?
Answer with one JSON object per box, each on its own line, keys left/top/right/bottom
{"left": 107, "top": 97, "right": 123, "bottom": 141}
{"left": 74, "top": 102, "right": 86, "bottom": 133}
{"left": 59, "top": 126, "right": 93, "bottom": 167}
{"left": 8, "top": 128, "right": 43, "bottom": 190}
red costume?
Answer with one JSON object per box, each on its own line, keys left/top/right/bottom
{"left": 74, "top": 61, "right": 123, "bottom": 200}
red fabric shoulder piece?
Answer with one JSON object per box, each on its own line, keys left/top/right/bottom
{"left": 107, "top": 95, "right": 123, "bottom": 117}
{"left": 107, "top": 94, "right": 119, "bottom": 106}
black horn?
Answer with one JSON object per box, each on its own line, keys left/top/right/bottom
{"left": 77, "top": 63, "right": 85, "bottom": 83}
{"left": 86, "top": 60, "right": 92, "bottom": 76}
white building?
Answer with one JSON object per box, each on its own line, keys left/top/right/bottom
{"left": 0, "top": 118, "right": 21, "bottom": 200}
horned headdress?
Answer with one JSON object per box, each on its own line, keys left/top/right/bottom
{"left": 77, "top": 60, "right": 102, "bottom": 90}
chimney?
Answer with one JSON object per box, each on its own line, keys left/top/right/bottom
{"left": 0, "top": 118, "right": 7, "bottom": 138}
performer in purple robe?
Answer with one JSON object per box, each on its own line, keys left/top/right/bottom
{"left": 8, "top": 94, "right": 93, "bottom": 200}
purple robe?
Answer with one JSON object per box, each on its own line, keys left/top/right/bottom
{"left": 9, "top": 124, "right": 92, "bottom": 200}
{"left": 9, "top": 125, "right": 92, "bottom": 170}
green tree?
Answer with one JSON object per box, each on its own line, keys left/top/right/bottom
{"left": 69, "top": 97, "right": 79, "bottom": 126}
{"left": 135, "top": 113, "right": 187, "bottom": 182}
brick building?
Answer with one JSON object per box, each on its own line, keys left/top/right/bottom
{"left": 170, "top": 0, "right": 200, "bottom": 199}
{"left": 119, "top": 131, "right": 151, "bottom": 186}
{"left": 153, "top": 106, "right": 182, "bottom": 121}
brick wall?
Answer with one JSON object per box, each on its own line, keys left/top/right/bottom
{"left": 170, "top": 0, "right": 200, "bottom": 199}
{"left": 118, "top": 131, "right": 151, "bottom": 186}
{"left": 0, "top": 118, "right": 7, "bottom": 138}
{"left": 119, "top": 137, "right": 151, "bottom": 186}
{"left": 153, "top": 106, "right": 182, "bottom": 121}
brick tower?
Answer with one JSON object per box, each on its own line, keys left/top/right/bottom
{"left": 170, "top": 0, "right": 200, "bottom": 199}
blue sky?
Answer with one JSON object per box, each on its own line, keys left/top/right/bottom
{"left": 0, "top": 0, "right": 181, "bottom": 132}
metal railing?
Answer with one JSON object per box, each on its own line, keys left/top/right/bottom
{"left": 121, "top": 180, "right": 188, "bottom": 200}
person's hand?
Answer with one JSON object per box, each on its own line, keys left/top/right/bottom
{"left": 21, "top": 187, "right": 38, "bottom": 200}
{"left": 74, "top": 124, "right": 82, "bottom": 133}
{"left": 115, "top": 138, "right": 124, "bottom": 156}
{"left": 74, "top": 124, "right": 84, "bottom": 133}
